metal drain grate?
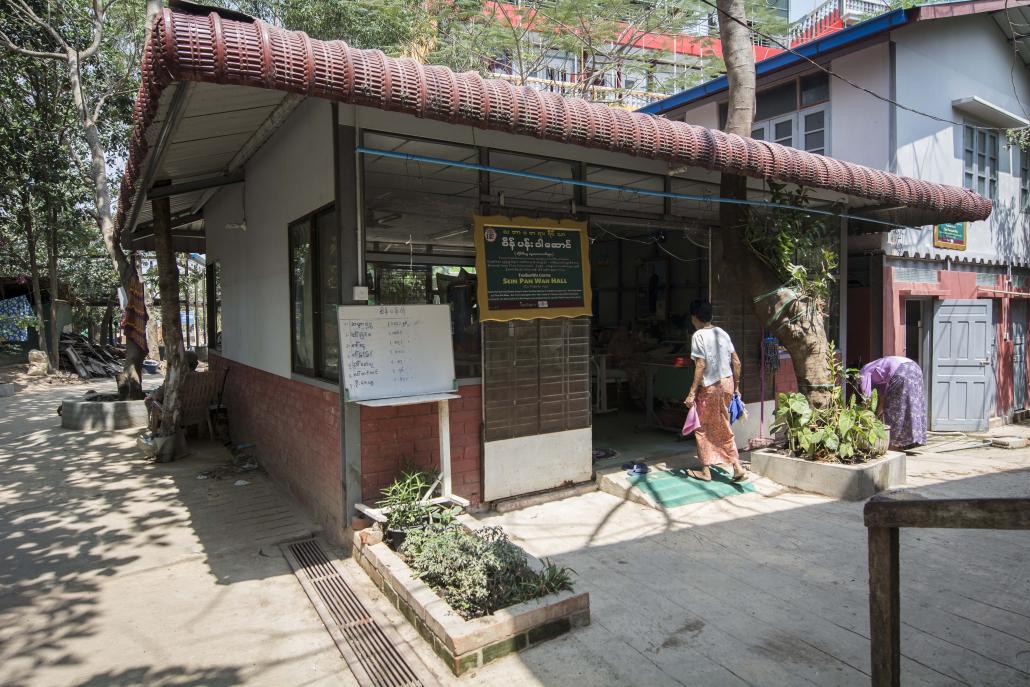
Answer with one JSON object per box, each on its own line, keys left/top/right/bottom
{"left": 282, "top": 538, "right": 438, "bottom": 687}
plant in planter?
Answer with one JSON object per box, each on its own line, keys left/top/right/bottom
{"left": 773, "top": 344, "right": 888, "bottom": 464}
{"left": 400, "top": 524, "right": 575, "bottom": 620}
{"left": 378, "top": 468, "right": 459, "bottom": 548}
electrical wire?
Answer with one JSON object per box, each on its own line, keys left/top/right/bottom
{"left": 696, "top": 0, "right": 1027, "bottom": 134}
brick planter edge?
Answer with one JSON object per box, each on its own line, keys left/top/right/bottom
{"left": 352, "top": 528, "right": 590, "bottom": 676}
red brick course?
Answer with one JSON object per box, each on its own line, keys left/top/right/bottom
{"left": 209, "top": 353, "right": 345, "bottom": 542}
{"left": 360, "top": 384, "right": 483, "bottom": 506}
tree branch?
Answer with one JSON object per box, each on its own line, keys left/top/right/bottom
{"left": 77, "top": 0, "right": 106, "bottom": 60}
{"left": 0, "top": 30, "right": 66, "bottom": 60}
{"left": 10, "top": 0, "right": 70, "bottom": 51}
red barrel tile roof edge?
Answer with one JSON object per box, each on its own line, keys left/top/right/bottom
{"left": 115, "top": 6, "right": 993, "bottom": 237}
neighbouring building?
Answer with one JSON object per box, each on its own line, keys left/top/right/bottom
{"left": 641, "top": 0, "right": 1030, "bottom": 430}
{"left": 117, "top": 3, "right": 989, "bottom": 543}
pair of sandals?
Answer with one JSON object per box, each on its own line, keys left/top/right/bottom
{"left": 687, "top": 466, "right": 748, "bottom": 483}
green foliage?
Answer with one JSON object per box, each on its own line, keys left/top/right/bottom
{"left": 401, "top": 524, "right": 574, "bottom": 619}
{"left": 378, "top": 468, "right": 458, "bottom": 531}
{"left": 747, "top": 182, "right": 840, "bottom": 309}
{"left": 1007, "top": 127, "right": 1030, "bottom": 153}
{"left": 772, "top": 344, "right": 888, "bottom": 463}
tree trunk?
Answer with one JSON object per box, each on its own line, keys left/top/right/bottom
{"left": 714, "top": 0, "right": 832, "bottom": 408}
{"left": 66, "top": 51, "right": 145, "bottom": 399}
{"left": 48, "top": 200, "right": 60, "bottom": 366}
{"left": 21, "top": 190, "right": 51, "bottom": 373}
{"left": 153, "top": 193, "right": 188, "bottom": 437}
{"left": 101, "top": 295, "right": 114, "bottom": 345}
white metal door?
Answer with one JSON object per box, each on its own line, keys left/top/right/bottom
{"left": 931, "top": 299, "right": 994, "bottom": 431}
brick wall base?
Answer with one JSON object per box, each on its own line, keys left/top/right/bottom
{"left": 360, "top": 384, "right": 482, "bottom": 506}
{"left": 209, "top": 352, "right": 345, "bottom": 543}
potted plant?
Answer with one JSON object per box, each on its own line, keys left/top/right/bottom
{"left": 378, "top": 469, "right": 458, "bottom": 549}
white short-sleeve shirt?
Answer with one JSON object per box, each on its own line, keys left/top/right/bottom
{"left": 691, "top": 326, "right": 735, "bottom": 387}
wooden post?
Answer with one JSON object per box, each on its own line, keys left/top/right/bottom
{"left": 438, "top": 399, "right": 452, "bottom": 498}
{"left": 868, "top": 526, "right": 901, "bottom": 687}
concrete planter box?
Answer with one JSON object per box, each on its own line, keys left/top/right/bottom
{"left": 60, "top": 399, "right": 149, "bottom": 431}
{"left": 352, "top": 524, "right": 590, "bottom": 676}
{"left": 750, "top": 449, "right": 906, "bottom": 501}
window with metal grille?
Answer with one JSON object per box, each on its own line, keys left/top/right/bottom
{"left": 482, "top": 318, "right": 591, "bottom": 442}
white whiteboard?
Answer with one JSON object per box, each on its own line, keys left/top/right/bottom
{"left": 338, "top": 304, "right": 456, "bottom": 402}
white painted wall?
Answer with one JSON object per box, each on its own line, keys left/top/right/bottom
{"left": 681, "top": 100, "right": 720, "bottom": 130}
{"left": 205, "top": 97, "right": 334, "bottom": 377}
{"left": 828, "top": 41, "right": 891, "bottom": 170}
{"left": 890, "top": 15, "right": 1030, "bottom": 264}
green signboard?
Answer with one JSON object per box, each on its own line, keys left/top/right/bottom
{"left": 474, "top": 216, "right": 591, "bottom": 321}
{"left": 934, "top": 222, "right": 966, "bottom": 251}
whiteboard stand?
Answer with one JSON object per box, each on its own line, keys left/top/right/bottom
{"left": 339, "top": 305, "right": 470, "bottom": 519}
{"left": 352, "top": 394, "right": 470, "bottom": 514}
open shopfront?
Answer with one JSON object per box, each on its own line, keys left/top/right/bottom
{"left": 355, "top": 130, "right": 730, "bottom": 500}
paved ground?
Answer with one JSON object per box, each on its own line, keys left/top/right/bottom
{"left": 3, "top": 376, "right": 1029, "bottom": 686}
{"left": 460, "top": 444, "right": 1030, "bottom": 686}
{"left": 0, "top": 378, "right": 357, "bottom": 687}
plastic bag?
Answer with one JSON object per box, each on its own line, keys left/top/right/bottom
{"left": 681, "top": 406, "right": 700, "bottom": 435}
{"left": 729, "top": 393, "right": 747, "bottom": 425}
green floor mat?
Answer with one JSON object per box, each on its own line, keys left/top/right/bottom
{"left": 627, "top": 466, "right": 756, "bottom": 508}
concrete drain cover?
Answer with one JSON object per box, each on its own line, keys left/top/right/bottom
{"left": 282, "top": 538, "right": 438, "bottom": 687}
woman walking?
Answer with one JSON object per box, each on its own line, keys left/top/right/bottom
{"left": 684, "top": 300, "right": 747, "bottom": 482}
{"left": 858, "top": 356, "right": 927, "bottom": 449}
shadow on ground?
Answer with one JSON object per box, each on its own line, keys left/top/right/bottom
{"left": 459, "top": 451, "right": 1030, "bottom": 687}
{"left": 0, "top": 380, "right": 342, "bottom": 687}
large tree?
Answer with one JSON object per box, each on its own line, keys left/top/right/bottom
{"left": 711, "top": 0, "right": 834, "bottom": 407}
{"left": 0, "top": 0, "right": 149, "bottom": 398}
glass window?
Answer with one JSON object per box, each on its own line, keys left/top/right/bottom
{"left": 366, "top": 262, "right": 480, "bottom": 377}
{"left": 803, "top": 108, "right": 827, "bottom": 155}
{"left": 587, "top": 166, "right": 664, "bottom": 215}
{"left": 289, "top": 219, "right": 315, "bottom": 374}
{"left": 800, "top": 72, "right": 829, "bottom": 107}
{"left": 756, "top": 82, "right": 798, "bottom": 121}
{"left": 964, "top": 124, "right": 999, "bottom": 198}
{"left": 288, "top": 206, "right": 338, "bottom": 381}
{"left": 773, "top": 117, "right": 794, "bottom": 147}
{"left": 488, "top": 151, "right": 574, "bottom": 212}
{"left": 316, "top": 209, "right": 339, "bottom": 381}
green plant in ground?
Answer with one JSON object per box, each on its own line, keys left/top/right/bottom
{"left": 401, "top": 524, "right": 575, "bottom": 620}
{"left": 772, "top": 344, "right": 887, "bottom": 463}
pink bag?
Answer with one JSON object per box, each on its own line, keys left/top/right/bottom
{"left": 681, "top": 406, "right": 700, "bottom": 436}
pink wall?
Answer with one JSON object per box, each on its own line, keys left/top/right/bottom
{"left": 884, "top": 266, "right": 1030, "bottom": 419}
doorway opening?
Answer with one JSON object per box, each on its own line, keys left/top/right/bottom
{"left": 587, "top": 221, "right": 709, "bottom": 469}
